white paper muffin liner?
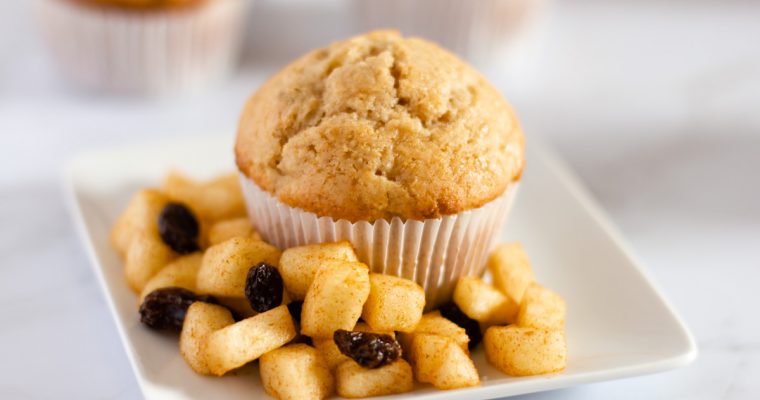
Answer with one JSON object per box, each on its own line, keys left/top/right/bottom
{"left": 35, "top": 0, "right": 247, "bottom": 95}
{"left": 240, "top": 175, "right": 519, "bottom": 309}
{"left": 354, "top": 0, "right": 547, "bottom": 73}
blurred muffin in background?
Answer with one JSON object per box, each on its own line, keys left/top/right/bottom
{"left": 81, "top": 0, "right": 200, "bottom": 7}
{"left": 355, "top": 0, "right": 547, "bottom": 75}
{"left": 36, "top": 0, "right": 248, "bottom": 95}
{"left": 76, "top": 0, "right": 201, "bottom": 8}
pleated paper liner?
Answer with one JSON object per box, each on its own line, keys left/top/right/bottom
{"left": 240, "top": 175, "right": 518, "bottom": 309}
{"left": 355, "top": 0, "right": 548, "bottom": 72}
{"left": 36, "top": 0, "right": 247, "bottom": 94}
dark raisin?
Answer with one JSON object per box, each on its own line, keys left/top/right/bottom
{"left": 285, "top": 301, "right": 310, "bottom": 344}
{"left": 287, "top": 301, "right": 303, "bottom": 323}
{"left": 333, "top": 329, "right": 401, "bottom": 369}
{"left": 291, "top": 333, "right": 313, "bottom": 346}
{"left": 196, "top": 293, "right": 216, "bottom": 304}
{"left": 244, "top": 263, "right": 284, "bottom": 312}
{"left": 139, "top": 287, "right": 214, "bottom": 331}
{"left": 158, "top": 202, "right": 200, "bottom": 254}
{"left": 439, "top": 302, "right": 482, "bottom": 349}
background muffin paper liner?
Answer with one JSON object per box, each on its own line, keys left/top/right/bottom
{"left": 35, "top": 0, "right": 247, "bottom": 94}
{"left": 356, "top": 0, "right": 548, "bottom": 73}
{"left": 240, "top": 176, "right": 518, "bottom": 309}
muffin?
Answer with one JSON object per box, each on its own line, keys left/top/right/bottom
{"left": 236, "top": 31, "right": 524, "bottom": 308}
{"left": 354, "top": 0, "right": 548, "bottom": 73}
{"left": 78, "top": 0, "right": 200, "bottom": 7}
{"left": 35, "top": 0, "right": 247, "bottom": 94}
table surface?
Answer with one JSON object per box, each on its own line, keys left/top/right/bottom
{"left": 1, "top": 0, "right": 758, "bottom": 399}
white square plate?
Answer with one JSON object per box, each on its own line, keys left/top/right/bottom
{"left": 64, "top": 134, "right": 696, "bottom": 400}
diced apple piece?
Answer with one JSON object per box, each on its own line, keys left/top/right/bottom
{"left": 484, "top": 325, "right": 567, "bottom": 376}
{"left": 279, "top": 241, "right": 358, "bottom": 300}
{"left": 410, "top": 333, "right": 480, "bottom": 389}
{"left": 517, "top": 283, "right": 566, "bottom": 330}
{"left": 260, "top": 343, "right": 334, "bottom": 400}
{"left": 207, "top": 217, "right": 261, "bottom": 245}
{"left": 139, "top": 252, "right": 203, "bottom": 302}
{"left": 453, "top": 276, "right": 517, "bottom": 324}
{"left": 196, "top": 237, "right": 281, "bottom": 297}
{"left": 336, "top": 359, "right": 413, "bottom": 398}
{"left": 362, "top": 273, "right": 425, "bottom": 332}
{"left": 205, "top": 305, "right": 296, "bottom": 375}
{"left": 487, "top": 242, "right": 535, "bottom": 304}
{"left": 398, "top": 311, "right": 469, "bottom": 356}
{"left": 301, "top": 261, "right": 370, "bottom": 338}
{"left": 179, "top": 302, "right": 235, "bottom": 374}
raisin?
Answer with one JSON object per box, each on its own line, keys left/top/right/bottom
{"left": 244, "top": 263, "right": 284, "bottom": 312}
{"left": 439, "top": 302, "right": 483, "bottom": 349}
{"left": 285, "top": 301, "right": 311, "bottom": 344}
{"left": 158, "top": 202, "right": 200, "bottom": 254}
{"left": 139, "top": 287, "right": 214, "bottom": 331}
{"left": 333, "top": 329, "right": 401, "bottom": 369}
{"left": 286, "top": 301, "right": 312, "bottom": 345}
{"left": 287, "top": 301, "right": 303, "bottom": 323}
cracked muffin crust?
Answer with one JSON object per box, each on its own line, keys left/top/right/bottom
{"left": 236, "top": 31, "right": 524, "bottom": 222}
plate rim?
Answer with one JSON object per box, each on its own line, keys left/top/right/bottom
{"left": 62, "top": 135, "right": 697, "bottom": 400}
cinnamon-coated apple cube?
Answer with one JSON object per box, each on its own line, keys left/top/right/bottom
{"left": 300, "top": 261, "right": 370, "bottom": 338}
{"left": 484, "top": 325, "right": 567, "bottom": 376}
{"left": 260, "top": 343, "right": 334, "bottom": 400}
{"left": 361, "top": 273, "right": 425, "bottom": 332}
{"left": 516, "top": 283, "right": 566, "bottom": 330}
{"left": 125, "top": 234, "right": 175, "bottom": 293}
{"left": 279, "top": 241, "right": 358, "bottom": 300}
{"left": 110, "top": 189, "right": 169, "bottom": 256}
{"left": 195, "top": 237, "right": 281, "bottom": 297}
{"left": 139, "top": 252, "right": 203, "bottom": 302}
{"left": 487, "top": 242, "right": 535, "bottom": 304}
{"left": 207, "top": 217, "right": 261, "bottom": 246}
{"left": 163, "top": 172, "right": 246, "bottom": 223}
{"left": 179, "top": 302, "right": 235, "bottom": 374}
{"left": 453, "top": 276, "right": 518, "bottom": 325}
{"left": 205, "top": 305, "right": 296, "bottom": 376}
{"left": 397, "top": 311, "right": 469, "bottom": 357}
{"left": 335, "top": 359, "right": 413, "bottom": 398}
{"left": 410, "top": 333, "right": 480, "bottom": 389}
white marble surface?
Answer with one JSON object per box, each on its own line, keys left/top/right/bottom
{"left": 1, "top": 0, "right": 759, "bottom": 399}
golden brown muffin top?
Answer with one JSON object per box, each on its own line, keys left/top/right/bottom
{"left": 236, "top": 31, "right": 524, "bottom": 222}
